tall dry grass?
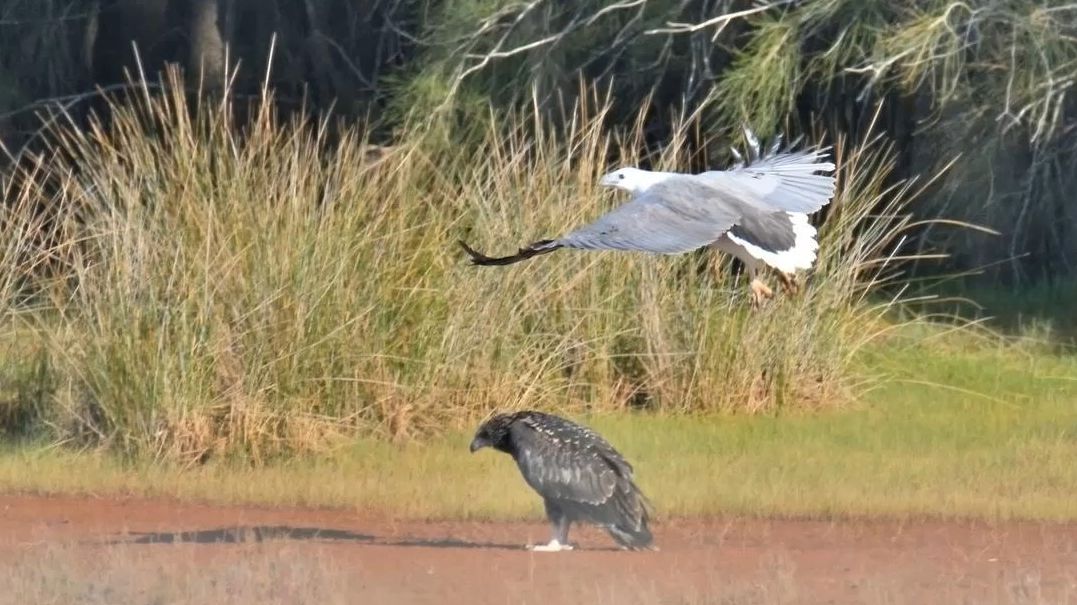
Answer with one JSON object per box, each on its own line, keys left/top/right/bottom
{"left": 0, "top": 74, "right": 942, "bottom": 463}
{"left": 0, "top": 153, "right": 58, "bottom": 431}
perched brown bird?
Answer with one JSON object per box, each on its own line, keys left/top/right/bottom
{"left": 469, "top": 410, "right": 654, "bottom": 551}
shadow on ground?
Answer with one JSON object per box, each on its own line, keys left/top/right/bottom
{"left": 103, "top": 526, "right": 530, "bottom": 550}
{"left": 120, "top": 526, "right": 374, "bottom": 545}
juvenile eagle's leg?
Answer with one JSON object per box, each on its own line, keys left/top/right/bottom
{"left": 529, "top": 501, "right": 574, "bottom": 552}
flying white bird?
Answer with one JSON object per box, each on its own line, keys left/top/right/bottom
{"left": 460, "top": 131, "right": 836, "bottom": 306}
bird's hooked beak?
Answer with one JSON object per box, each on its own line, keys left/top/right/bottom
{"left": 468, "top": 436, "right": 487, "bottom": 453}
{"left": 598, "top": 173, "right": 618, "bottom": 188}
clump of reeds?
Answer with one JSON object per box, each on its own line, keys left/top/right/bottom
{"left": 0, "top": 71, "right": 947, "bottom": 464}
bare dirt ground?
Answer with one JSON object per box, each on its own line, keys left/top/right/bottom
{"left": 0, "top": 494, "right": 1074, "bottom": 604}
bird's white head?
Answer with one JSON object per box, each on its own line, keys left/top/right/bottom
{"left": 599, "top": 167, "right": 668, "bottom": 194}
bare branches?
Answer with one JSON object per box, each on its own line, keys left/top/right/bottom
{"left": 994, "top": 6, "right": 1077, "bottom": 144}
{"left": 0, "top": 10, "right": 96, "bottom": 26}
{"left": 845, "top": 2, "right": 979, "bottom": 104}
{"left": 441, "top": 0, "right": 649, "bottom": 112}
{"left": 0, "top": 82, "right": 161, "bottom": 123}
{"left": 446, "top": 0, "right": 550, "bottom": 100}
{"left": 839, "top": 0, "right": 1076, "bottom": 147}
{"left": 463, "top": 33, "right": 562, "bottom": 63}
{"left": 586, "top": 0, "right": 648, "bottom": 26}
{"left": 0, "top": 81, "right": 170, "bottom": 165}
{"left": 645, "top": 0, "right": 794, "bottom": 39}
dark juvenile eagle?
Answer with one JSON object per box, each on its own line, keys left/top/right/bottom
{"left": 469, "top": 410, "right": 654, "bottom": 551}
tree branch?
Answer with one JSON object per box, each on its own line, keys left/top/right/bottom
{"left": 644, "top": 0, "right": 794, "bottom": 36}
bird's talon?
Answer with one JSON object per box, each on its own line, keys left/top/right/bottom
{"left": 528, "top": 540, "right": 572, "bottom": 552}
{"left": 749, "top": 278, "right": 774, "bottom": 308}
{"left": 778, "top": 272, "right": 800, "bottom": 295}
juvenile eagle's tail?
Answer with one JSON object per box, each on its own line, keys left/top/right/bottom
{"left": 605, "top": 483, "right": 656, "bottom": 551}
{"left": 607, "top": 518, "right": 654, "bottom": 550}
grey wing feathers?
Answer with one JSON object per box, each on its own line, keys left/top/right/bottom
{"left": 509, "top": 412, "right": 653, "bottom": 548}
{"left": 510, "top": 416, "right": 626, "bottom": 505}
{"left": 508, "top": 411, "right": 641, "bottom": 505}
{"left": 697, "top": 148, "right": 836, "bottom": 214}
{"left": 558, "top": 178, "right": 743, "bottom": 254}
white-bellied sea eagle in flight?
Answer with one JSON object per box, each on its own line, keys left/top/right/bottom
{"left": 460, "top": 130, "right": 837, "bottom": 306}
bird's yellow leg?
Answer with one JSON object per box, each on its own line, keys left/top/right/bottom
{"left": 749, "top": 277, "right": 774, "bottom": 309}
{"left": 778, "top": 272, "right": 800, "bottom": 295}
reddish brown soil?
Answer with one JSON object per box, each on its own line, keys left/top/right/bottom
{"left": 1, "top": 494, "right": 1075, "bottom": 604}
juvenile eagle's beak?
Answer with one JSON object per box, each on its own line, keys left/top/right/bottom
{"left": 468, "top": 437, "right": 486, "bottom": 453}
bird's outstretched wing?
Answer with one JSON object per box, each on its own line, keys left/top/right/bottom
{"left": 557, "top": 177, "right": 745, "bottom": 254}
{"left": 460, "top": 178, "right": 746, "bottom": 264}
{"left": 696, "top": 130, "right": 836, "bottom": 214}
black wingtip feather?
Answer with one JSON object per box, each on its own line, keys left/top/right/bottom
{"left": 458, "top": 239, "right": 562, "bottom": 266}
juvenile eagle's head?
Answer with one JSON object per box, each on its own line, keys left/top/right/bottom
{"left": 468, "top": 413, "right": 517, "bottom": 454}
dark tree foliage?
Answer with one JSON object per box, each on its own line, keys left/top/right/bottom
{"left": 1, "top": 0, "right": 1075, "bottom": 281}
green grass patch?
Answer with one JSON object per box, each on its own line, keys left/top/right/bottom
{"left": 2, "top": 330, "right": 1074, "bottom": 522}
{"left": 935, "top": 279, "right": 1077, "bottom": 345}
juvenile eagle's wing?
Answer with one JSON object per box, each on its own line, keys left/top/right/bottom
{"left": 508, "top": 412, "right": 653, "bottom": 547}
{"left": 508, "top": 413, "right": 634, "bottom": 507}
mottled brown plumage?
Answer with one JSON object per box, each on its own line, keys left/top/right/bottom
{"left": 469, "top": 411, "right": 654, "bottom": 551}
